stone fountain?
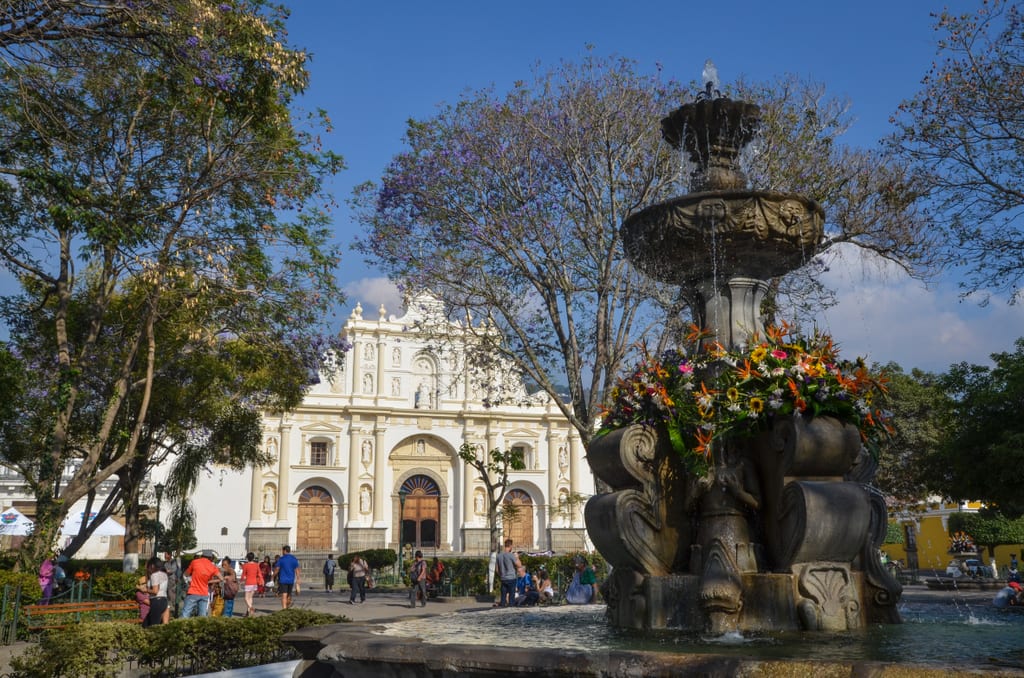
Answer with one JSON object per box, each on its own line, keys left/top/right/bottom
{"left": 584, "top": 80, "right": 903, "bottom": 634}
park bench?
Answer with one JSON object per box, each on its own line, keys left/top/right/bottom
{"left": 23, "top": 599, "right": 141, "bottom": 630}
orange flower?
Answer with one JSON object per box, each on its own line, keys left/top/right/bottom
{"left": 735, "top": 359, "right": 756, "bottom": 381}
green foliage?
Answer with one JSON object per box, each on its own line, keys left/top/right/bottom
{"left": 11, "top": 621, "right": 148, "bottom": 678}
{"left": 11, "top": 609, "right": 341, "bottom": 677}
{"left": 338, "top": 549, "right": 396, "bottom": 571}
{"left": 873, "top": 363, "right": 952, "bottom": 507}
{"left": 0, "top": 572, "right": 42, "bottom": 605}
{"left": 91, "top": 572, "right": 139, "bottom": 601}
{"left": 948, "top": 512, "right": 1024, "bottom": 556}
{"left": 884, "top": 522, "right": 904, "bottom": 545}
{"left": 445, "top": 558, "right": 491, "bottom": 596}
{"left": 923, "top": 339, "right": 1024, "bottom": 516}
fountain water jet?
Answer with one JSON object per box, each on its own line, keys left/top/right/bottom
{"left": 585, "top": 78, "right": 902, "bottom": 634}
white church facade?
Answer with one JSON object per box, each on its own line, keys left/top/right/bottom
{"left": 190, "top": 294, "right": 595, "bottom": 557}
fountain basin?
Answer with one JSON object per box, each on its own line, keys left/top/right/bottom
{"left": 283, "top": 592, "right": 1024, "bottom": 676}
{"left": 620, "top": 189, "right": 824, "bottom": 286}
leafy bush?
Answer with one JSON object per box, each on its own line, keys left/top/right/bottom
{"left": 11, "top": 609, "right": 342, "bottom": 678}
{"left": 0, "top": 572, "right": 42, "bottom": 605}
{"left": 338, "top": 548, "right": 396, "bottom": 571}
{"left": 11, "top": 621, "right": 148, "bottom": 678}
{"left": 91, "top": 571, "right": 139, "bottom": 600}
{"left": 884, "top": 522, "right": 904, "bottom": 545}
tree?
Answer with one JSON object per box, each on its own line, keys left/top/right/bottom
{"left": 353, "top": 55, "right": 934, "bottom": 457}
{"left": 921, "top": 339, "right": 1024, "bottom": 517}
{"left": 891, "top": 0, "right": 1024, "bottom": 302}
{"left": 457, "top": 443, "right": 525, "bottom": 554}
{"left": 0, "top": 1, "right": 344, "bottom": 569}
{"left": 949, "top": 511, "right": 1024, "bottom": 564}
{"left": 872, "top": 363, "right": 953, "bottom": 510}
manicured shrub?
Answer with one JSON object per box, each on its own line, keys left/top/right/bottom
{"left": 11, "top": 609, "right": 343, "bottom": 677}
{"left": 91, "top": 571, "right": 139, "bottom": 600}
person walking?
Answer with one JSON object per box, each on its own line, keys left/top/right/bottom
{"left": 408, "top": 550, "right": 428, "bottom": 608}
{"left": 240, "top": 552, "right": 263, "bottom": 617}
{"left": 323, "top": 554, "right": 337, "bottom": 592}
{"left": 274, "top": 545, "right": 301, "bottom": 610}
{"left": 258, "top": 556, "right": 272, "bottom": 598}
{"left": 181, "top": 550, "right": 222, "bottom": 618}
{"left": 348, "top": 554, "right": 369, "bottom": 604}
{"left": 162, "top": 552, "right": 180, "bottom": 619}
{"left": 493, "top": 539, "right": 521, "bottom": 608}
{"left": 38, "top": 554, "right": 55, "bottom": 605}
{"left": 143, "top": 557, "right": 168, "bottom": 627}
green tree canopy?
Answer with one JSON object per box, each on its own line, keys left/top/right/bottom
{"left": 0, "top": 1, "right": 345, "bottom": 568}
{"left": 873, "top": 363, "right": 952, "bottom": 509}
{"left": 921, "top": 339, "right": 1024, "bottom": 518}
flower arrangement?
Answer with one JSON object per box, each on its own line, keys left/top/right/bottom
{"left": 948, "top": 531, "right": 975, "bottom": 553}
{"left": 597, "top": 323, "right": 893, "bottom": 474}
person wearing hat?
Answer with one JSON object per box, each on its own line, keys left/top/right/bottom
{"left": 408, "top": 550, "right": 428, "bottom": 608}
{"left": 181, "top": 550, "right": 223, "bottom": 618}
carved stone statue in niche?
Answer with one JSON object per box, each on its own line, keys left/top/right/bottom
{"left": 558, "top": 445, "right": 569, "bottom": 479}
{"left": 391, "top": 377, "right": 401, "bottom": 396}
{"left": 262, "top": 484, "right": 276, "bottom": 514}
{"left": 416, "top": 439, "right": 426, "bottom": 455}
{"left": 359, "top": 486, "right": 372, "bottom": 514}
{"left": 362, "top": 373, "right": 373, "bottom": 394}
{"left": 474, "top": 489, "right": 485, "bottom": 516}
{"left": 361, "top": 439, "right": 373, "bottom": 466}
{"left": 266, "top": 438, "right": 277, "bottom": 463}
{"left": 363, "top": 344, "right": 375, "bottom": 362}
{"left": 392, "top": 348, "right": 401, "bottom": 366}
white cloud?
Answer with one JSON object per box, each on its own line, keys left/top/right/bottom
{"left": 815, "top": 247, "right": 1024, "bottom": 372}
{"left": 342, "top": 277, "right": 404, "bottom": 320}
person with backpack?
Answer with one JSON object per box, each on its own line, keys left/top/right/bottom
{"left": 408, "top": 550, "right": 428, "bottom": 608}
{"left": 323, "top": 554, "right": 337, "bottom": 592}
{"left": 220, "top": 557, "right": 239, "bottom": 617}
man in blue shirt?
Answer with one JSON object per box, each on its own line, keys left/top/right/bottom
{"left": 274, "top": 545, "right": 301, "bottom": 610}
{"left": 513, "top": 565, "right": 537, "bottom": 606}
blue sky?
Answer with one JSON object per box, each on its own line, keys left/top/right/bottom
{"left": 291, "top": 1, "right": 1021, "bottom": 372}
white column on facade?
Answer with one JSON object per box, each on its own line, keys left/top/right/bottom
{"left": 568, "top": 430, "right": 583, "bottom": 525}
{"left": 299, "top": 432, "right": 308, "bottom": 465}
{"left": 546, "top": 429, "right": 559, "bottom": 521}
{"left": 371, "top": 425, "right": 387, "bottom": 526}
{"left": 462, "top": 455, "right": 475, "bottom": 527}
{"left": 333, "top": 433, "right": 342, "bottom": 467}
{"left": 276, "top": 423, "right": 292, "bottom": 526}
{"left": 346, "top": 428, "right": 361, "bottom": 527}
{"left": 376, "top": 337, "right": 386, "bottom": 406}
{"left": 248, "top": 443, "right": 264, "bottom": 524}
{"left": 350, "top": 338, "right": 361, "bottom": 396}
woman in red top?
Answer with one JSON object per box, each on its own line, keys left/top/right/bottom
{"left": 240, "top": 552, "right": 263, "bottom": 617}
{"left": 258, "top": 556, "right": 272, "bottom": 598}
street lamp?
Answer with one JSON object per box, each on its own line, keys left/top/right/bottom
{"left": 398, "top": 488, "right": 409, "bottom": 576}
{"left": 153, "top": 483, "right": 164, "bottom": 558}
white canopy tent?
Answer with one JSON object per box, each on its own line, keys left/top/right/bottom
{"left": 59, "top": 512, "right": 125, "bottom": 538}
{"left": 0, "top": 507, "right": 34, "bottom": 536}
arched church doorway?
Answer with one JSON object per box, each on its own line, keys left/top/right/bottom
{"left": 503, "top": 488, "right": 533, "bottom": 550}
{"left": 399, "top": 475, "right": 440, "bottom": 548}
{"left": 297, "top": 486, "right": 333, "bottom": 551}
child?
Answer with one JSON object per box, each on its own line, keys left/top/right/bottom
{"left": 135, "top": 575, "right": 150, "bottom": 622}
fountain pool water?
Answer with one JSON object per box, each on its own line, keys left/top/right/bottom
{"left": 378, "top": 596, "right": 1024, "bottom": 668}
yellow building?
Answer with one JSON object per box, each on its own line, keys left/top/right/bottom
{"left": 883, "top": 500, "right": 1024, "bottom": 576}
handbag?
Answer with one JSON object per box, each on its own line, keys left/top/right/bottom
{"left": 222, "top": 577, "right": 239, "bottom": 600}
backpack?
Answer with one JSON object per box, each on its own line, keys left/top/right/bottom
{"left": 221, "top": 577, "right": 239, "bottom": 600}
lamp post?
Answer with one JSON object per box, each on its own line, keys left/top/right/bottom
{"left": 153, "top": 483, "right": 164, "bottom": 558}
{"left": 398, "top": 488, "right": 409, "bottom": 577}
